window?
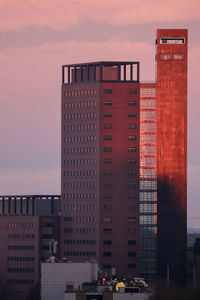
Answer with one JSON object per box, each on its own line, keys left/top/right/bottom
{"left": 103, "top": 135, "right": 112, "bottom": 141}
{"left": 128, "top": 113, "right": 136, "bottom": 118}
{"left": 103, "top": 217, "right": 112, "bottom": 222}
{"left": 128, "top": 252, "right": 136, "bottom": 257}
{"left": 103, "top": 264, "right": 112, "bottom": 268}
{"left": 103, "top": 194, "right": 112, "bottom": 200}
{"left": 103, "top": 252, "right": 111, "bottom": 257}
{"left": 104, "top": 101, "right": 112, "bottom": 106}
{"left": 128, "top": 89, "right": 137, "bottom": 94}
{"left": 103, "top": 228, "right": 112, "bottom": 233}
{"left": 128, "top": 101, "right": 137, "bottom": 106}
{"left": 140, "top": 192, "right": 157, "bottom": 202}
{"left": 128, "top": 217, "right": 136, "bottom": 222}
{"left": 128, "top": 264, "right": 136, "bottom": 268}
{"left": 103, "top": 147, "right": 112, "bottom": 152}
{"left": 128, "top": 147, "right": 136, "bottom": 152}
{"left": 128, "top": 182, "right": 136, "bottom": 188}
{"left": 128, "top": 124, "right": 137, "bottom": 129}
{"left": 128, "top": 159, "right": 136, "bottom": 164}
{"left": 128, "top": 205, "right": 136, "bottom": 211}
{"left": 103, "top": 170, "right": 112, "bottom": 175}
{"left": 140, "top": 215, "right": 157, "bottom": 225}
{"left": 104, "top": 124, "right": 112, "bottom": 129}
{"left": 103, "top": 182, "right": 112, "bottom": 188}
{"left": 128, "top": 240, "right": 136, "bottom": 245}
{"left": 103, "top": 205, "right": 112, "bottom": 210}
{"left": 128, "top": 136, "right": 136, "bottom": 141}
{"left": 104, "top": 89, "right": 112, "bottom": 94}
{"left": 128, "top": 170, "right": 136, "bottom": 176}
{"left": 128, "top": 193, "right": 137, "bottom": 199}
{"left": 103, "top": 240, "right": 112, "bottom": 245}
{"left": 140, "top": 181, "right": 157, "bottom": 190}
{"left": 104, "top": 159, "right": 112, "bottom": 164}
{"left": 140, "top": 203, "right": 157, "bottom": 213}
{"left": 104, "top": 112, "right": 112, "bottom": 118}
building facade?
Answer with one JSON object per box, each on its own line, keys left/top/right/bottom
{"left": 61, "top": 29, "right": 187, "bottom": 283}
{"left": 0, "top": 195, "right": 61, "bottom": 295}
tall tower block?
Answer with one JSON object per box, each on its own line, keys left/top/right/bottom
{"left": 156, "top": 29, "right": 187, "bottom": 284}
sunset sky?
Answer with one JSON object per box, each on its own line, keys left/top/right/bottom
{"left": 0, "top": 0, "right": 200, "bottom": 227}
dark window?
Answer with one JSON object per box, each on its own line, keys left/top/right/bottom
{"left": 128, "top": 159, "right": 136, "bottom": 164}
{"left": 103, "top": 205, "right": 112, "bottom": 211}
{"left": 103, "top": 135, "right": 112, "bottom": 141}
{"left": 104, "top": 124, "right": 112, "bottom": 129}
{"left": 104, "top": 89, "right": 112, "bottom": 94}
{"left": 103, "top": 170, "right": 112, "bottom": 175}
{"left": 128, "top": 90, "right": 137, "bottom": 94}
{"left": 128, "top": 205, "right": 136, "bottom": 211}
{"left": 103, "top": 147, "right": 112, "bottom": 152}
{"left": 128, "top": 101, "right": 137, "bottom": 106}
{"left": 104, "top": 112, "right": 112, "bottom": 118}
{"left": 128, "top": 252, "right": 136, "bottom": 257}
{"left": 103, "top": 252, "right": 112, "bottom": 257}
{"left": 128, "top": 170, "right": 136, "bottom": 176}
{"left": 128, "top": 193, "right": 137, "bottom": 199}
{"left": 104, "top": 101, "right": 112, "bottom": 106}
{"left": 103, "top": 240, "right": 112, "bottom": 245}
{"left": 128, "top": 182, "right": 136, "bottom": 188}
{"left": 128, "top": 264, "right": 136, "bottom": 268}
{"left": 103, "top": 194, "right": 112, "bottom": 200}
{"left": 103, "top": 264, "right": 112, "bottom": 269}
{"left": 103, "top": 228, "right": 112, "bottom": 233}
{"left": 128, "top": 124, "right": 137, "bottom": 129}
{"left": 128, "top": 147, "right": 136, "bottom": 152}
{"left": 104, "top": 159, "right": 112, "bottom": 164}
{"left": 103, "top": 182, "right": 112, "bottom": 188}
{"left": 128, "top": 136, "right": 136, "bottom": 141}
{"left": 128, "top": 113, "right": 137, "bottom": 118}
{"left": 128, "top": 240, "right": 136, "bottom": 245}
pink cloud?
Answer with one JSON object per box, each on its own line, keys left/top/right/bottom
{"left": 0, "top": 0, "right": 199, "bottom": 31}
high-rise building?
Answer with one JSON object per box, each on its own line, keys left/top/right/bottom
{"left": 61, "top": 29, "right": 187, "bottom": 284}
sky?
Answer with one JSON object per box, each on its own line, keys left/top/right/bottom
{"left": 0, "top": 0, "right": 200, "bottom": 227}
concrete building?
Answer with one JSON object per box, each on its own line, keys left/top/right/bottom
{"left": 0, "top": 195, "right": 61, "bottom": 296}
{"left": 41, "top": 262, "right": 98, "bottom": 300}
{"left": 61, "top": 29, "right": 187, "bottom": 284}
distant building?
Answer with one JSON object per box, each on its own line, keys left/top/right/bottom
{"left": 61, "top": 29, "right": 188, "bottom": 284}
{"left": 0, "top": 195, "right": 61, "bottom": 297}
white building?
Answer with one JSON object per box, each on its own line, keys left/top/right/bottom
{"left": 41, "top": 262, "right": 98, "bottom": 300}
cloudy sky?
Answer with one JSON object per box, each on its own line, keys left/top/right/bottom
{"left": 0, "top": 0, "right": 200, "bottom": 227}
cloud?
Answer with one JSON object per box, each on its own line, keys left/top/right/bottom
{"left": 0, "top": 0, "right": 199, "bottom": 31}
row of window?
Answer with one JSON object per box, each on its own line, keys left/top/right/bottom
{"left": 103, "top": 252, "right": 136, "bottom": 257}
{"left": 64, "top": 159, "right": 96, "bottom": 165}
{"left": 64, "top": 147, "right": 96, "bottom": 154}
{"left": 64, "top": 170, "right": 96, "bottom": 177}
{"left": 140, "top": 239, "right": 157, "bottom": 249}
{"left": 103, "top": 263, "right": 136, "bottom": 269}
{"left": 64, "top": 251, "right": 95, "bottom": 257}
{"left": 104, "top": 89, "right": 137, "bottom": 95}
{"left": 140, "top": 111, "right": 156, "bottom": 120}
{"left": 103, "top": 205, "right": 136, "bottom": 211}
{"left": 64, "top": 101, "right": 96, "bottom": 109}
{"left": 140, "top": 192, "right": 157, "bottom": 202}
{"left": 64, "top": 89, "right": 97, "bottom": 97}
{"left": 140, "top": 145, "right": 156, "bottom": 154}
{"left": 65, "top": 124, "right": 97, "bottom": 131}
{"left": 104, "top": 157, "right": 137, "bottom": 164}
{"left": 140, "top": 215, "right": 157, "bottom": 225}
{"left": 140, "top": 168, "right": 156, "bottom": 179}
{"left": 140, "top": 100, "right": 156, "bottom": 109}
{"left": 8, "top": 223, "right": 34, "bottom": 228}
{"left": 64, "top": 239, "right": 96, "bottom": 245}
{"left": 64, "top": 136, "right": 96, "bottom": 142}
{"left": 140, "top": 203, "right": 157, "bottom": 213}
{"left": 64, "top": 205, "right": 95, "bottom": 211}
{"left": 140, "top": 181, "right": 157, "bottom": 190}
{"left": 8, "top": 245, "right": 34, "bottom": 251}
{"left": 8, "top": 256, "right": 34, "bottom": 262}
{"left": 8, "top": 268, "right": 34, "bottom": 273}
{"left": 64, "top": 113, "right": 96, "bottom": 120}
{"left": 140, "top": 123, "right": 156, "bottom": 132}
{"left": 103, "top": 124, "right": 137, "bottom": 130}
{"left": 64, "top": 193, "right": 96, "bottom": 199}
{"left": 8, "top": 234, "right": 35, "bottom": 240}
{"left": 140, "top": 88, "right": 155, "bottom": 97}
{"left": 140, "top": 157, "right": 156, "bottom": 167}
{"left": 64, "top": 228, "right": 95, "bottom": 233}
{"left": 64, "top": 181, "right": 96, "bottom": 188}
{"left": 8, "top": 279, "right": 34, "bottom": 285}
{"left": 64, "top": 216, "right": 96, "bottom": 223}
{"left": 140, "top": 227, "right": 157, "bottom": 238}
{"left": 103, "top": 113, "right": 137, "bottom": 118}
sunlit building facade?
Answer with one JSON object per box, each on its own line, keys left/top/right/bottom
{"left": 61, "top": 29, "right": 187, "bottom": 283}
